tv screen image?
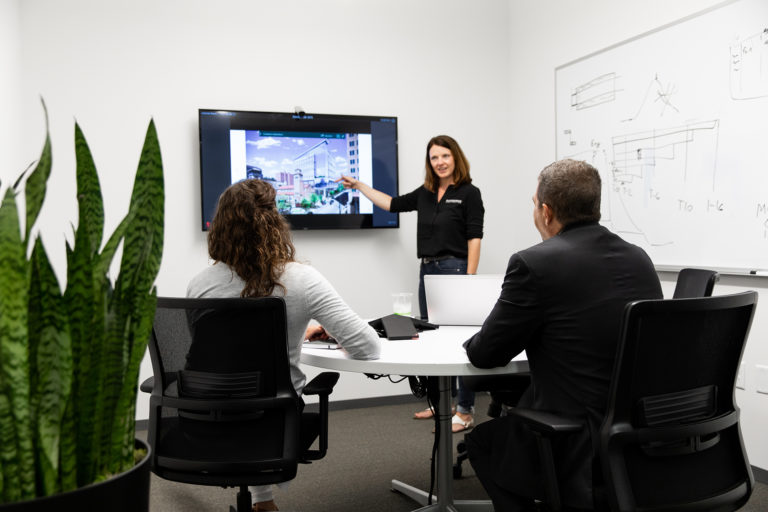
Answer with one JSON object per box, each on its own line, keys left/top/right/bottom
{"left": 199, "top": 109, "right": 399, "bottom": 230}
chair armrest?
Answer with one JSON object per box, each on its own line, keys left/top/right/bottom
{"left": 140, "top": 376, "right": 154, "bottom": 393}
{"left": 303, "top": 372, "right": 340, "bottom": 396}
{"left": 505, "top": 407, "right": 585, "bottom": 511}
{"left": 506, "top": 407, "right": 584, "bottom": 435}
{"left": 300, "top": 372, "right": 339, "bottom": 462}
{"left": 141, "top": 372, "right": 178, "bottom": 394}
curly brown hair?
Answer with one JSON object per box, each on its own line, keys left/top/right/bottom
{"left": 207, "top": 179, "right": 296, "bottom": 297}
{"left": 423, "top": 135, "right": 472, "bottom": 192}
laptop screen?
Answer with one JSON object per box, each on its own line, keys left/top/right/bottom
{"left": 424, "top": 274, "right": 503, "bottom": 326}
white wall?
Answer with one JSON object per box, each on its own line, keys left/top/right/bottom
{"left": 10, "top": 0, "right": 511, "bottom": 411}
{"left": 7, "top": 0, "right": 768, "bottom": 472}
{"left": 0, "top": 0, "right": 21, "bottom": 182}
{"left": 507, "top": 0, "right": 768, "bottom": 473}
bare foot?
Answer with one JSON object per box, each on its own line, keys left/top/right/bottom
{"left": 413, "top": 407, "right": 434, "bottom": 419}
{"left": 253, "top": 500, "right": 279, "bottom": 511}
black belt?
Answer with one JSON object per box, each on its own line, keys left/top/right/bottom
{"left": 421, "top": 255, "right": 457, "bottom": 264}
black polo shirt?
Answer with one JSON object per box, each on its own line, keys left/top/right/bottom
{"left": 390, "top": 183, "right": 484, "bottom": 259}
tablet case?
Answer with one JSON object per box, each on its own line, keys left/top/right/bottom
{"left": 368, "top": 315, "right": 438, "bottom": 340}
{"left": 379, "top": 314, "right": 419, "bottom": 340}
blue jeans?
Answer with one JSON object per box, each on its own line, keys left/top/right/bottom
{"left": 418, "top": 257, "right": 468, "bottom": 320}
{"left": 419, "top": 257, "right": 474, "bottom": 414}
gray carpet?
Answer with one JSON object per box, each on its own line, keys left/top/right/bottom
{"left": 140, "top": 393, "right": 768, "bottom": 512}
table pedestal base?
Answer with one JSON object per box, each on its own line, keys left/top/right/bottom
{"left": 389, "top": 376, "right": 494, "bottom": 512}
{"left": 391, "top": 479, "right": 493, "bottom": 511}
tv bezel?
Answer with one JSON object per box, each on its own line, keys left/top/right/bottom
{"left": 198, "top": 108, "right": 400, "bottom": 231}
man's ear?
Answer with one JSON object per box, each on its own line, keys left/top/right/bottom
{"left": 542, "top": 203, "right": 553, "bottom": 225}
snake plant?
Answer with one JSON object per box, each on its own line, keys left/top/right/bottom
{"left": 0, "top": 102, "right": 164, "bottom": 502}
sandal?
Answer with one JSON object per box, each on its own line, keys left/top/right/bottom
{"left": 451, "top": 413, "right": 474, "bottom": 433}
{"left": 431, "top": 412, "right": 474, "bottom": 433}
{"left": 414, "top": 405, "right": 456, "bottom": 420}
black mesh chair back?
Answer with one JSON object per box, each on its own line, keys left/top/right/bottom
{"left": 672, "top": 268, "right": 719, "bottom": 298}
{"left": 144, "top": 296, "right": 334, "bottom": 512}
{"left": 601, "top": 291, "right": 757, "bottom": 511}
{"left": 504, "top": 291, "right": 758, "bottom": 512}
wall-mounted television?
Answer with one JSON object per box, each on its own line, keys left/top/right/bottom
{"left": 198, "top": 109, "right": 399, "bottom": 231}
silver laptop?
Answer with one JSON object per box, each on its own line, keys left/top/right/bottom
{"left": 424, "top": 274, "right": 504, "bottom": 326}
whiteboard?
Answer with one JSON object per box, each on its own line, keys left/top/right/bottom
{"left": 555, "top": 0, "right": 768, "bottom": 274}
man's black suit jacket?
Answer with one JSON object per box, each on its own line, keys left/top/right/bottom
{"left": 464, "top": 221, "right": 662, "bottom": 508}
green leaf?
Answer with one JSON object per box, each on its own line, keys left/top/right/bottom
{"left": 23, "top": 100, "right": 52, "bottom": 243}
{"left": 64, "top": 123, "right": 111, "bottom": 486}
{"left": 100, "top": 297, "right": 128, "bottom": 471}
{"left": 118, "top": 119, "right": 164, "bottom": 298}
{"left": 58, "top": 396, "right": 78, "bottom": 492}
{"left": 63, "top": 213, "right": 99, "bottom": 486}
{"left": 104, "top": 120, "right": 164, "bottom": 475}
{"left": 0, "top": 188, "right": 35, "bottom": 500}
{"left": 0, "top": 109, "right": 165, "bottom": 501}
{"left": 94, "top": 209, "right": 134, "bottom": 279}
{"left": 106, "top": 239, "right": 156, "bottom": 472}
{"left": 28, "top": 239, "right": 71, "bottom": 497}
{"left": 0, "top": 394, "right": 16, "bottom": 501}
{"left": 74, "top": 123, "right": 104, "bottom": 255}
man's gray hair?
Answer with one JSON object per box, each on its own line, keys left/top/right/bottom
{"left": 536, "top": 159, "right": 601, "bottom": 226}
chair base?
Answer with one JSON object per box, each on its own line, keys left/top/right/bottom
{"left": 230, "top": 485, "right": 252, "bottom": 512}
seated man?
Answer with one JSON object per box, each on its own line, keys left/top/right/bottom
{"left": 463, "top": 159, "right": 662, "bottom": 511}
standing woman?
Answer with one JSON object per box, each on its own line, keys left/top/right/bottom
{"left": 341, "top": 134, "right": 484, "bottom": 432}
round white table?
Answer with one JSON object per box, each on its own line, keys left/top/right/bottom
{"left": 301, "top": 325, "right": 529, "bottom": 512}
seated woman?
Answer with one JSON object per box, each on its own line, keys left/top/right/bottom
{"left": 187, "top": 178, "right": 381, "bottom": 512}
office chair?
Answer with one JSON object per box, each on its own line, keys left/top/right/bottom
{"left": 503, "top": 291, "right": 758, "bottom": 511}
{"left": 141, "top": 297, "right": 340, "bottom": 512}
{"left": 452, "top": 373, "right": 530, "bottom": 478}
{"left": 673, "top": 268, "right": 719, "bottom": 298}
{"left": 452, "top": 268, "right": 723, "bottom": 479}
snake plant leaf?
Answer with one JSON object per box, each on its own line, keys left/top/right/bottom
{"left": 23, "top": 102, "right": 52, "bottom": 244}
{"left": 110, "top": 119, "right": 163, "bottom": 347}
{"left": 117, "top": 288, "right": 156, "bottom": 466}
{"left": 0, "top": 188, "right": 35, "bottom": 500}
{"left": 61, "top": 222, "right": 95, "bottom": 489}
{"left": 94, "top": 208, "right": 135, "bottom": 280}
{"left": 58, "top": 391, "right": 77, "bottom": 492}
{"left": 28, "top": 238, "right": 71, "bottom": 497}
{"left": 1, "top": 108, "right": 164, "bottom": 502}
{"left": 117, "top": 119, "right": 164, "bottom": 298}
{"left": 105, "top": 235, "right": 156, "bottom": 472}
{"left": 0, "top": 394, "right": 11, "bottom": 500}
{"left": 73, "top": 123, "right": 104, "bottom": 255}
{"left": 11, "top": 161, "right": 35, "bottom": 192}
{"left": 106, "top": 119, "right": 164, "bottom": 474}
{"left": 64, "top": 124, "right": 107, "bottom": 487}
{"left": 97, "top": 299, "right": 123, "bottom": 475}
{"left": 87, "top": 278, "right": 112, "bottom": 483}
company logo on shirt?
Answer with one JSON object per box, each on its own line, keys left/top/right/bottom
{"left": 445, "top": 199, "right": 462, "bottom": 204}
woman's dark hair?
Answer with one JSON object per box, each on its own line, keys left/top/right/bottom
{"left": 536, "top": 159, "right": 601, "bottom": 226}
{"left": 423, "top": 135, "right": 472, "bottom": 192}
{"left": 207, "top": 179, "right": 296, "bottom": 297}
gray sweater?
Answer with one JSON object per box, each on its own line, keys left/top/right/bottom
{"left": 187, "top": 261, "right": 381, "bottom": 393}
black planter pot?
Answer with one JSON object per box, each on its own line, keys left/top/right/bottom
{"left": 0, "top": 439, "right": 151, "bottom": 512}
